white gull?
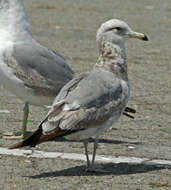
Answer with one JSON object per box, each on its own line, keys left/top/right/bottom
{"left": 0, "top": 0, "right": 73, "bottom": 139}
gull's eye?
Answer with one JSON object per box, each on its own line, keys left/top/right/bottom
{"left": 115, "top": 27, "right": 122, "bottom": 31}
{"left": 106, "top": 26, "right": 122, "bottom": 32}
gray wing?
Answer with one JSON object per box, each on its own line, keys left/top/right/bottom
{"left": 42, "top": 69, "right": 129, "bottom": 134}
{"left": 4, "top": 42, "right": 73, "bottom": 96}
{"left": 53, "top": 72, "right": 89, "bottom": 103}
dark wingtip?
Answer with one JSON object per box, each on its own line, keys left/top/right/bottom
{"left": 125, "top": 107, "right": 136, "bottom": 113}
{"left": 9, "top": 127, "right": 43, "bottom": 149}
{"left": 143, "top": 34, "right": 149, "bottom": 41}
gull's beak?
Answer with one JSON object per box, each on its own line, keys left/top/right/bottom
{"left": 129, "top": 31, "right": 149, "bottom": 41}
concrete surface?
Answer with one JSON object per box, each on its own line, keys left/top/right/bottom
{"left": 0, "top": 0, "right": 171, "bottom": 189}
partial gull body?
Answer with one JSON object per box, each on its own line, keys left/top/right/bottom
{"left": 0, "top": 0, "right": 73, "bottom": 139}
{"left": 10, "top": 19, "right": 148, "bottom": 172}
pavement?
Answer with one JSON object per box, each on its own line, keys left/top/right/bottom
{"left": 0, "top": 0, "right": 171, "bottom": 189}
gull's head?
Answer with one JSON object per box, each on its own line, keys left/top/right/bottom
{"left": 96, "top": 19, "right": 148, "bottom": 46}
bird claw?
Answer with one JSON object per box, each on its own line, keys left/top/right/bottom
{"left": 2, "top": 132, "right": 24, "bottom": 140}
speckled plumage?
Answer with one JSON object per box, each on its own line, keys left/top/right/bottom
{"left": 10, "top": 19, "right": 148, "bottom": 172}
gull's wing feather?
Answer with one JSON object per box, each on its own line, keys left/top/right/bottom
{"left": 9, "top": 69, "right": 129, "bottom": 149}
{"left": 4, "top": 42, "right": 73, "bottom": 96}
{"left": 47, "top": 70, "right": 127, "bottom": 132}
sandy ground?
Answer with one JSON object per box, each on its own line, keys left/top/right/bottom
{"left": 0, "top": 0, "right": 171, "bottom": 189}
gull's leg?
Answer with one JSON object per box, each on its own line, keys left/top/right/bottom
{"left": 21, "top": 102, "right": 29, "bottom": 138}
{"left": 86, "top": 138, "right": 109, "bottom": 173}
{"left": 84, "top": 138, "right": 101, "bottom": 172}
{"left": 83, "top": 140, "right": 91, "bottom": 169}
{"left": 92, "top": 138, "right": 99, "bottom": 165}
{"left": 3, "top": 102, "right": 29, "bottom": 139}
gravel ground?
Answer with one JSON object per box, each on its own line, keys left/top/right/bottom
{"left": 0, "top": 0, "right": 171, "bottom": 189}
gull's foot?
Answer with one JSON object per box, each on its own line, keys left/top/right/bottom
{"left": 85, "top": 165, "right": 110, "bottom": 173}
{"left": 2, "top": 132, "right": 25, "bottom": 140}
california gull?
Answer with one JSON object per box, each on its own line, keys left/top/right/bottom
{"left": 9, "top": 19, "right": 148, "bottom": 172}
{"left": 0, "top": 0, "right": 74, "bottom": 139}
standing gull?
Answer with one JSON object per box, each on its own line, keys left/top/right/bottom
{"left": 10, "top": 19, "right": 148, "bottom": 171}
{"left": 0, "top": 0, "right": 73, "bottom": 139}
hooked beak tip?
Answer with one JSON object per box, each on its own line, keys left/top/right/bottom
{"left": 142, "top": 34, "right": 149, "bottom": 41}
{"left": 129, "top": 31, "right": 149, "bottom": 41}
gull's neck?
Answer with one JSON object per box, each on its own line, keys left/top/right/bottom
{"left": 0, "top": 0, "right": 33, "bottom": 42}
{"left": 95, "top": 41, "right": 128, "bottom": 81}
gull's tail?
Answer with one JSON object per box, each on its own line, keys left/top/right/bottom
{"left": 8, "top": 126, "right": 43, "bottom": 149}
{"left": 8, "top": 123, "right": 70, "bottom": 149}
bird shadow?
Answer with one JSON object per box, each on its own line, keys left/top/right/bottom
{"left": 52, "top": 137, "right": 142, "bottom": 146}
{"left": 27, "top": 162, "right": 169, "bottom": 178}
{"left": 21, "top": 133, "right": 168, "bottom": 178}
